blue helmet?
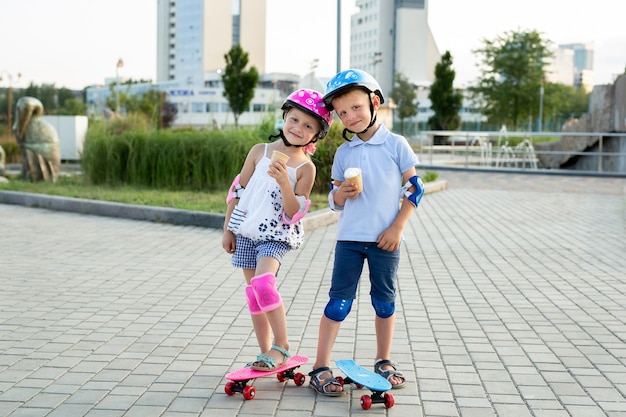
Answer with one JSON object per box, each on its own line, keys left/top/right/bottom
{"left": 323, "top": 69, "right": 384, "bottom": 111}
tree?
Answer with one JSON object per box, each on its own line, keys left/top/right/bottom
{"left": 469, "top": 29, "right": 553, "bottom": 129}
{"left": 389, "top": 72, "right": 417, "bottom": 135}
{"left": 56, "top": 99, "right": 87, "bottom": 116}
{"left": 221, "top": 45, "right": 259, "bottom": 127}
{"left": 108, "top": 88, "right": 177, "bottom": 129}
{"left": 428, "top": 51, "right": 463, "bottom": 138}
{"left": 23, "top": 82, "right": 58, "bottom": 113}
{"left": 542, "top": 83, "right": 589, "bottom": 129}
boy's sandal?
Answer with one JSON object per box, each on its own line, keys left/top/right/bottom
{"left": 308, "top": 367, "right": 344, "bottom": 396}
{"left": 248, "top": 345, "right": 291, "bottom": 371}
{"left": 374, "top": 359, "right": 406, "bottom": 389}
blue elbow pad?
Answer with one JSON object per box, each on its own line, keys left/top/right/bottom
{"left": 402, "top": 175, "right": 424, "bottom": 208}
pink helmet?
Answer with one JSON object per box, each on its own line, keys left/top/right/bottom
{"left": 281, "top": 88, "right": 333, "bottom": 139}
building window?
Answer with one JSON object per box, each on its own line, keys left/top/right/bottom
{"left": 395, "top": 0, "right": 424, "bottom": 8}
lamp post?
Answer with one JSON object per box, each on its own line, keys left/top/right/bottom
{"left": 0, "top": 71, "right": 21, "bottom": 139}
{"left": 537, "top": 76, "right": 545, "bottom": 132}
{"left": 115, "top": 58, "right": 124, "bottom": 114}
{"left": 372, "top": 52, "right": 382, "bottom": 79}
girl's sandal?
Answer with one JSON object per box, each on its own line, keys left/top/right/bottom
{"left": 308, "top": 367, "right": 344, "bottom": 396}
{"left": 249, "top": 345, "right": 291, "bottom": 371}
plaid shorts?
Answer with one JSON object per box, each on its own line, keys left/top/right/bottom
{"left": 231, "top": 235, "right": 290, "bottom": 269}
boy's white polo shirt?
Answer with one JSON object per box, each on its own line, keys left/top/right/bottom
{"left": 331, "top": 124, "right": 419, "bottom": 242}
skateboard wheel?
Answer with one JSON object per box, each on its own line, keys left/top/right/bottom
{"left": 294, "top": 372, "right": 306, "bottom": 386}
{"left": 360, "top": 395, "right": 372, "bottom": 410}
{"left": 384, "top": 393, "right": 395, "bottom": 408}
{"left": 243, "top": 386, "right": 256, "bottom": 400}
{"left": 224, "top": 381, "right": 236, "bottom": 396}
{"left": 277, "top": 371, "right": 287, "bottom": 382}
{"left": 335, "top": 376, "right": 345, "bottom": 387}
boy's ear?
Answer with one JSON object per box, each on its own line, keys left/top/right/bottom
{"left": 371, "top": 93, "right": 381, "bottom": 110}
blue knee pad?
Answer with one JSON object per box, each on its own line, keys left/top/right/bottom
{"left": 324, "top": 298, "right": 353, "bottom": 322}
{"left": 371, "top": 297, "right": 395, "bottom": 318}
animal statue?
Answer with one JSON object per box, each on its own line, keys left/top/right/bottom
{"left": 0, "top": 144, "right": 5, "bottom": 177}
{"left": 12, "top": 97, "right": 60, "bottom": 182}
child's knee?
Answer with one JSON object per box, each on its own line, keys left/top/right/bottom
{"left": 371, "top": 297, "right": 395, "bottom": 318}
{"left": 324, "top": 298, "right": 353, "bottom": 322}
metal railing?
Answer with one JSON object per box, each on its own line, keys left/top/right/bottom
{"left": 414, "top": 130, "right": 626, "bottom": 176}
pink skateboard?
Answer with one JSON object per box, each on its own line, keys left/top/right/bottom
{"left": 224, "top": 355, "right": 309, "bottom": 400}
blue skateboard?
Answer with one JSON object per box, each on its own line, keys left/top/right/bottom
{"left": 335, "top": 359, "right": 394, "bottom": 409}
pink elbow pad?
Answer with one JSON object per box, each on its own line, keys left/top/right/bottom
{"left": 226, "top": 174, "right": 244, "bottom": 204}
{"left": 282, "top": 196, "right": 311, "bottom": 224}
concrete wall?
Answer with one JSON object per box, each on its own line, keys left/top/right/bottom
{"left": 41, "top": 116, "right": 88, "bottom": 161}
{"left": 535, "top": 74, "right": 626, "bottom": 172}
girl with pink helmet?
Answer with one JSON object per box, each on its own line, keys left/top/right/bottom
{"left": 222, "top": 88, "right": 332, "bottom": 371}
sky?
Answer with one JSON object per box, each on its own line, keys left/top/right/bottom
{"left": 1, "top": 0, "right": 624, "bottom": 91}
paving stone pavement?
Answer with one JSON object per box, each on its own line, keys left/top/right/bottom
{"left": 1, "top": 170, "right": 625, "bottom": 417}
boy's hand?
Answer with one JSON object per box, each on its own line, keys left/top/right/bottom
{"left": 340, "top": 181, "right": 361, "bottom": 199}
{"left": 377, "top": 224, "right": 402, "bottom": 252}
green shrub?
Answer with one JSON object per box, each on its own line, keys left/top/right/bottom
{"left": 422, "top": 171, "right": 439, "bottom": 182}
{"left": 311, "top": 123, "right": 345, "bottom": 193}
{"left": 82, "top": 126, "right": 263, "bottom": 190}
{"left": 0, "top": 138, "right": 21, "bottom": 163}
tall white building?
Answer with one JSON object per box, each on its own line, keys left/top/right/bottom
{"left": 350, "top": 0, "right": 440, "bottom": 97}
{"left": 156, "top": 0, "right": 266, "bottom": 87}
{"left": 559, "top": 42, "right": 594, "bottom": 91}
{"left": 90, "top": 0, "right": 447, "bottom": 129}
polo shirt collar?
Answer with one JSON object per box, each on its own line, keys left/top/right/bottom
{"left": 349, "top": 124, "right": 389, "bottom": 147}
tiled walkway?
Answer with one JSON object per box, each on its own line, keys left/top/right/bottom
{"left": 1, "top": 170, "right": 625, "bottom": 416}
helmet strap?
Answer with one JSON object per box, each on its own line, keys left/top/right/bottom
{"left": 269, "top": 129, "right": 317, "bottom": 148}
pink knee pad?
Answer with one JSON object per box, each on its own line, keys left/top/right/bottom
{"left": 251, "top": 272, "right": 283, "bottom": 313}
{"left": 245, "top": 285, "right": 263, "bottom": 315}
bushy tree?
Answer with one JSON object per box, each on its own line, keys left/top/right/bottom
{"left": 428, "top": 51, "right": 463, "bottom": 137}
{"left": 222, "top": 45, "right": 259, "bottom": 127}
{"left": 469, "top": 29, "right": 553, "bottom": 129}
{"left": 389, "top": 72, "right": 417, "bottom": 135}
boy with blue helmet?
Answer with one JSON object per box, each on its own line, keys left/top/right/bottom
{"left": 308, "top": 69, "right": 423, "bottom": 395}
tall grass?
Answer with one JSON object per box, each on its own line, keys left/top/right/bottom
{"left": 82, "top": 126, "right": 262, "bottom": 191}
{"left": 81, "top": 115, "right": 343, "bottom": 193}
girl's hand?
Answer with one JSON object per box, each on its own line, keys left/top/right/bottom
{"left": 222, "top": 230, "right": 236, "bottom": 254}
{"left": 267, "top": 160, "right": 290, "bottom": 187}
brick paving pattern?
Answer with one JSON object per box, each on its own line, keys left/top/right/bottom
{"left": 1, "top": 170, "right": 625, "bottom": 416}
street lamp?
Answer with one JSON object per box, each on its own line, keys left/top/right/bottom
{"left": 310, "top": 58, "right": 319, "bottom": 73}
{"left": 0, "top": 71, "right": 22, "bottom": 140}
{"left": 115, "top": 58, "right": 124, "bottom": 113}
{"left": 372, "top": 52, "right": 382, "bottom": 79}
{"left": 537, "top": 76, "right": 545, "bottom": 132}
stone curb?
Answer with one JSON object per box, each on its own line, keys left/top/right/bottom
{"left": 0, "top": 180, "right": 447, "bottom": 230}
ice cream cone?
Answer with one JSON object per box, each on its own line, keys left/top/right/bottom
{"left": 344, "top": 167, "right": 363, "bottom": 192}
{"left": 271, "top": 150, "right": 290, "bottom": 164}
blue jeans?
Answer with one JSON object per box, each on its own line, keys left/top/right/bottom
{"left": 329, "top": 241, "right": 400, "bottom": 302}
